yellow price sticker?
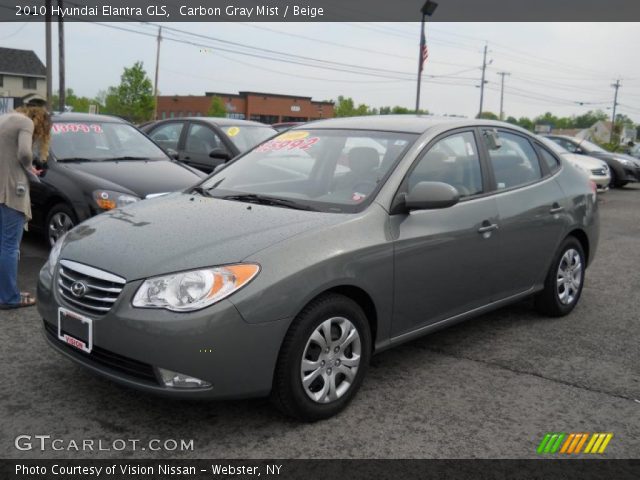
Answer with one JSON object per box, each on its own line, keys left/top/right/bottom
{"left": 227, "top": 127, "right": 240, "bottom": 137}
{"left": 277, "top": 130, "right": 310, "bottom": 141}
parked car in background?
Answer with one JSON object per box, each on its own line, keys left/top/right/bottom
{"left": 40, "top": 116, "right": 598, "bottom": 421}
{"left": 544, "top": 134, "right": 640, "bottom": 188}
{"left": 628, "top": 143, "right": 640, "bottom": 159}
{"left": 142, "top": 118, "right": 277, "bottom": 173}
{"left": 272, "top": 121, "right": 305, "bottom": 132}
{"left": 30, "top": 113, "right": 204, "bottom": 246}
{"left": 538, "top": 136, "right": 610, "bottom": 192}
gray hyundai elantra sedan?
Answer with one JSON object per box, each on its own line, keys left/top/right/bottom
{"left": 38, "top": 116, "right": 599, "bottom": 421}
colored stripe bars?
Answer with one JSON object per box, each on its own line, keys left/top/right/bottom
{"left": 537, "top": 433, "right": 613, "bottom": 454}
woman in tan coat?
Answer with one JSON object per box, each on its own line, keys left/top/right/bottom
{"left": 0, "top": 105, "right": 51, "bottom": 309}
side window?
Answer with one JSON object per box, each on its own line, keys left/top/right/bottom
{"left": 185, "top": 124, "right": 226, "bottom": 155}
{"left": 538, "top": 145, "right": 561, "bottom": 173}
{"left": 408, "top": 131, "right": 483, "bottom": 198}
{"left": 484, "top": 131, "right": 542, "bottom": 190}
{"left": 149, "top": 122, "right": 183, "bottom": 151}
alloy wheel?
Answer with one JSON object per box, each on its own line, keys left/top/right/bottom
{"left": 556, "top": 248, "right": 582, "bottom": 305}
{"left": 49, "top": 212, "right": 74, "bottom": 247}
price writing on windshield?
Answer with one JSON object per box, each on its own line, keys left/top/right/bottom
{"left": 256, "top": 137, "right": 319, "bottom": 153}
{"left": 52, "top": 123, "right": 103, "bottom": 134}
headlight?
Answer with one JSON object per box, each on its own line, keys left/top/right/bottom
{"left": 132, "top": 264, "right": 260, "bottom": 312}
{"left": 47, "top": 232, "right": 67, "bottom": 275}
{"left": 93, "top": 190, "right": 140, "bottom": 210}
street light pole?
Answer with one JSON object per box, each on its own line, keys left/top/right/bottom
{"left": 45, "top": 0, "right": 52, "bottom": 108}
{"left": 153, "top": 26, "right": 162, "bottom": 120}
{"left": 58, "top": 0, "right": 65, "bottom": 112}
{"left": 478, "top": 43, "right": 488, "bottom": 118}
{"left": 610, "top": 79, "right": 621, "bottom": 143}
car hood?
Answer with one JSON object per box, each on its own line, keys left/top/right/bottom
{"left": 59, "top": 193, "right": 345, "bottom": 281}
{"left": 58, "top": 160, "right": 202, "bottom": 197}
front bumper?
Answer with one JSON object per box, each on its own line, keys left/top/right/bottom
{"left": 37, "top": 265, "right": 291, "bottom": 399}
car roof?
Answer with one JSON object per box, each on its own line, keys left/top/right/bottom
{"left": 51, "top": 112, "right": 128, "bottom": 123}
{"left": 301, "top": 115, "right": 529, "bottom": 134}
{"left": 179, "top": 117, "right": 272, "bottom": 128}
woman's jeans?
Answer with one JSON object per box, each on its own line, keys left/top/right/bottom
{"left": 0, "top": 204, "right": 25, "bottom": 305}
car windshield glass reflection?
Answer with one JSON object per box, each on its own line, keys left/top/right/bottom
{"left": 51, "top": 122, "right": 168, "bottom": 161}
{"left": 201, "top": 129, "right": 417, "bottom": 213}
{"left": 220, "top": 125, "right": 277, "bottom": 151}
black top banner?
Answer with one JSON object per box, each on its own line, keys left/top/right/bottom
{"left": 1, "top": 0, "right": 640, "bottom": 22}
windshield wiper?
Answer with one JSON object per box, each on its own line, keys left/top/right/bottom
{"left": 220, "top": 193, "right": 317, "bottom": 211}
{"left": 102, "top": 156, "right": 149, "bottom": 161}
{"left": 56, "top": 157, "right": 92, "bottom": 162}
{"left": 191, "top": 186, "right": 212, "bottom": 197}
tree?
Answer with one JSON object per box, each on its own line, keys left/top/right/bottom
{"left": 505, "top": 116, "right": 519, "bottom": 125}
{"left": 334, "top": 96, "right": 375, "bottom": 117}
{"left": 51, "top": 88, "right": 100, "bottom": 113}
{"left": 207, "top": 96, "right": 227, "bottom": 117}
{"left": 573, "top": 110, "right": 608, "bottom": 128}
{"left": 103, "top": 62, "right": 155, "bottom": 123}
{"left": 517, "top": 117, "right": 534, "bottom": 131}
{"left": 477, "top": 111, "right": 499, "bottom": 120}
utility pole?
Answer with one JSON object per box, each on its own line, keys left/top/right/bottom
{"left": 497, "top": 71, "right": 510, "bottom": 121}
{"left": 58, "top": 0, "right": 65, "bottom": 112}
{"left": 153, "top": 26, "right": 162, "bottom": 120}
{"left": 610, "top": 79, "right": 621, "bottom": 143}
{"left": 45, "top": 0, "right": 52, "bottom": 108}
{"left": 478, "top": 43, "right": 488, "bottom": 118}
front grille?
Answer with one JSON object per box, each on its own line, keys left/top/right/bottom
{"left": 57, "top": 260, "right": 125, "bottom": 315}
{"left": 44, "top": 321, "right": 158, "bottom": 384}
{"left": 591, "top": 168, "right": 607, "bottom": 176}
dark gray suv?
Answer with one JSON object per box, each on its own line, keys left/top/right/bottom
{"left": 38, "top": 116, "right": 599, "bottom": 421}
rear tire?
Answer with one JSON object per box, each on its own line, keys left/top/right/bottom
{"left": 535, "top": 237, "right": 585, "bottom": 317}
{"left": 271, "top": 294, "right": 371, "bottom": 422}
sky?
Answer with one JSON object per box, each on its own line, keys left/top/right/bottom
{"left": 1, "top": 21, "right": 640, "bottom": 122}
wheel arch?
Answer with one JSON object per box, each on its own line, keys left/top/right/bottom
{"left": 567, "top": 228, "right": 590, "bottom": 267}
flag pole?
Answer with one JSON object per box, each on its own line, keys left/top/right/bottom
{"left": 415, "top": 12, "right": 426, "bottom": 113}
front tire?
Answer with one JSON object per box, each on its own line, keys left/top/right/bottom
{"left": 271, "top": 294, "right": 371, "bottom": 421}
{"left": 46, "top": 203, "right": 76, "bottom": 247}
{"left": 535, "top": 237, "right": 585, "bottom": 317}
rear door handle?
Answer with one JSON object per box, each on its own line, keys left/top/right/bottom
{"left": 478, "top": 223, "right": 499, "bottom": 234}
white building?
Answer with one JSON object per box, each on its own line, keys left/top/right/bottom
{"left": 0, "top": 47, "right": 46, "bottom": 113}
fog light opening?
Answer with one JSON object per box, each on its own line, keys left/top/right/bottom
{"left": 158, "top": 368, "right": 212, "bottom": 389}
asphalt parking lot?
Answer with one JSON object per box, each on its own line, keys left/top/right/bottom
{"left": 1, "top": 186, "right": 639, "bottom": 459}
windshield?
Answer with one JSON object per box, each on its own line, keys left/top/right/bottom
{"left": 51, "top": 121, "right": 168, "bottom": 161}
{"left": 220, "top": 125, "right": 277, "bottom": 151}
{"left": 577, "top": 139, "right": 606, "bottom": 153}
{"left": 200, "top": 129, "right": 418, "bottom": 213}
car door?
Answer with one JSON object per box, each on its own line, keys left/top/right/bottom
{"left": 391, "top": 130, "right": 500, "bottom": 338}
{"left": 181, "top": 122, "right": 231, "bottom": 172}
{"left": 481, "top": 129, "right": 567, "bottom": 299}
{"left": 146, "top": 121, "right": 186, "bottom": 155}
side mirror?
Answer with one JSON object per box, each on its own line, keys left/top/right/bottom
{"left": 574, "top": 147, "right": 583, "bottom": 154}
{"left": 483, "top": 129, "right": 502, "bottom": 150}
{"left": 166, "top": 148, "right": 179, "bottom": 160}
{"left": 209, "top": 148, "right": 231, "bottom": 161}
{"left": 405, "top": 181, "right": 460, "bottom": 211}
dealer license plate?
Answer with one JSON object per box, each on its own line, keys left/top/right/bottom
{"left": 57, "top": 307, "right": 93, "bottom": 354}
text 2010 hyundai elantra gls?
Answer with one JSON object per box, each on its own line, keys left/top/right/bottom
{"left": 39, "top": 116, "right": 599, "bottom": 421}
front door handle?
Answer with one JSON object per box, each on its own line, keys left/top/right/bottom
{"left": 478, "top": 223, "right": 499, "bottom": 234}
{"left": 550, "top": 203, "right": 564, "bottom": 214}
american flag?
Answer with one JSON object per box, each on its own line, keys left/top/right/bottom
{"left": 419, "top": 27, "right": 429, "bottom": 72}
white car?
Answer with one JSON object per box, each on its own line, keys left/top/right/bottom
{"left": 538, "top": 136, "right": 610, "bottom": 192}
